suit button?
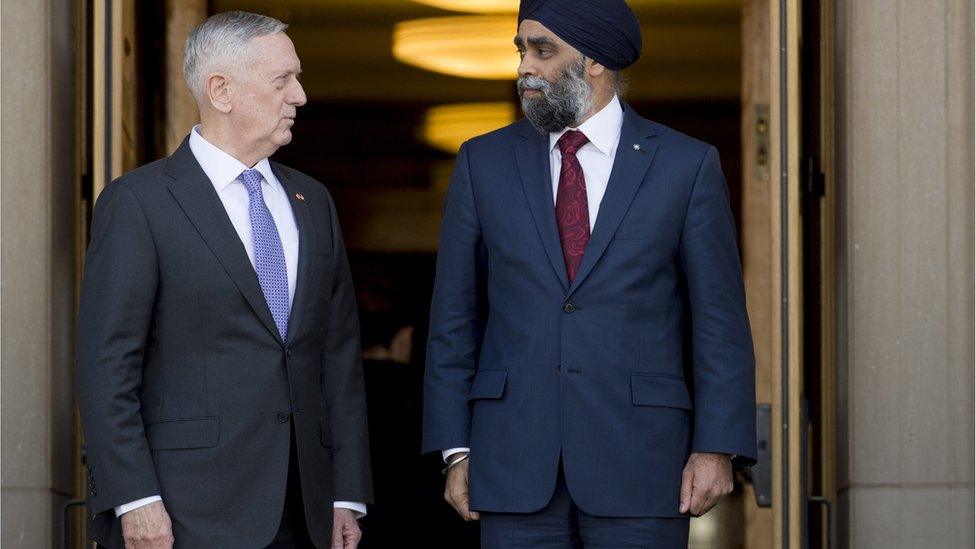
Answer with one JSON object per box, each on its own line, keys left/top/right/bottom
{"left": 277, "top": 412, "right": 290, "bottom": 423}
{"left": 563, "top": 302, "right": 576, "bottom": 313}
{"left": 285, "top": 348, "right": 292, "bottom": 358}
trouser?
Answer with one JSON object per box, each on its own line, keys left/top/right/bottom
{"left": 264, "top": 422, "right": 316, "bottom": 548}
{"left": 479, "top": 462, "right": 689, "bottom": 549}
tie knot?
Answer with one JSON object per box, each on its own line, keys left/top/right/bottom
{"left": 239, "top": 169, "right": 264, "bottom": 194}
{"left": 557, "top": 130, "right": 589, "bottom": 155}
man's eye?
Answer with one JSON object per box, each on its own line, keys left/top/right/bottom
{"left": 539, "top": 49, "right": 551, "bottom": 57}
{"left": 517, "top": 50, "right": 525, "bottom": 59}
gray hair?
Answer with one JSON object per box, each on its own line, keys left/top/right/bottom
{"left": 611, "top": 70, "right": 629, "bottom": 98}
{"left": 183, "top": 11, "right": 288, "bottom": 99}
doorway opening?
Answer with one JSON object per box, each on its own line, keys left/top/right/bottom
{"left": 72, "top": 1, "right": 837, "bottom": 547}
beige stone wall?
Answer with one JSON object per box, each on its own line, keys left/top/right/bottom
{"left": 1, "top": 0, "right": 78, "bottom": 547}
{"left": 835, "top": 0, "right": 975, "bottom": 547}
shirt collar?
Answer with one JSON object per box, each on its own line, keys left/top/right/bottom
{"left": 188, "top": 125, "right": 277, "bottom": 193}
{"left": 549, "top": 95, "right": 624, "bottom": 156}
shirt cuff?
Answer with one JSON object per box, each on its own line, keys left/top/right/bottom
{"left": 114, "top": 495, "right": 162, "bottom": 517}
{"left": 442, "top": 448, "right": 471, "bottom": 463}
{"left": 334, "top": 501, "right": 367, "bottom": 519}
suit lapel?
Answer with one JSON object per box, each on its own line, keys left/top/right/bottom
{"left": 273, "top": 163, "right": 312, "bottom": 343}
{"left": 163, "top": 140, "right": 284, "bottom": 345}
{"left": 568, "top": 108, "right": 659, "bottom": 296}
{"left": 515, "top": 122, "right": 570, "bottom": 291}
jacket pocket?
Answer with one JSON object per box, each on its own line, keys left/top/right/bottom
{"left": 631, "top": 374, "right": 692, "bottom": 410}
{"left": 145, "top": 417, "right": 219, "bottom": 450}
{"left": 467, "top": 369, "right": 508, "bottom": 401}
{"left": 320, "top": 416, "right": 333, "bottom": 447}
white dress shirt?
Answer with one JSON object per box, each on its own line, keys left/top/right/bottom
{"left": 442, "top": 97, "right": 625, "bottom": 463}
{"left": 116, "top": 127, "right": 365, "bottom": 518}
{"left": 548, "top": 95, "right": 623, "bottom": 229}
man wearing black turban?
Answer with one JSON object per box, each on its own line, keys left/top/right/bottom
{"left": 423, "top": 1, "right": 757, "bottom": 547}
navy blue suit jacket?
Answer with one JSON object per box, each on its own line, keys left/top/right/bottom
{"left": 423, "top": 102, "right": 757, "bottom": 518}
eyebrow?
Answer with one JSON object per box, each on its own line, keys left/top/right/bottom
{"left": 274, "top": 68, "right": 302, "bottom": 79}
{"left": 528, "top": 36, "right": 557, "bottom": 48}
{"left": 513, "top": 35, "right": 558, "bottom": 48}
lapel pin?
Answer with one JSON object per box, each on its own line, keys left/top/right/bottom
{"left": 295, "top": 193, "right": 305, "bottom": 201}
{"left": 632, "top": 143, "right": 643, "bottom": 152}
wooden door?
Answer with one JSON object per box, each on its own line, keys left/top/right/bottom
{"left": 739, "top": 0, "right": 815, "bottom": 547}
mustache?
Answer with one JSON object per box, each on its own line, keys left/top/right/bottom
{"left": 517, "top": 75, "right": 553, "bottom": 96}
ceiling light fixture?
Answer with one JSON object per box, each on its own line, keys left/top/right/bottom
{"left": 422, "top": 102, "right": 517, "bottom": 154}
{"left": 393, "top": 15, "right": 519, "bottom": 80}
{"left": 411, "top": 0, "right": 518, "bottom": 13}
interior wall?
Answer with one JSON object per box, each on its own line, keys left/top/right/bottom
{"left": 1, "top": 0, "right": 79, "bottom": 547}
{"left": 834, "top": 0, "right": 975, "bottom": 547}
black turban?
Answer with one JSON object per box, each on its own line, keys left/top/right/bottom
{"left": 518, "top": 0, "right": 642, "bottom": 71}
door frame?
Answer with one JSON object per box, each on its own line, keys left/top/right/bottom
{"left": 742, "top": 0, "right": 836, "bottom": 546}
{"left": 772, "top": 0, "right": 837, "bottom": 546}
{"left": 72, "top": 1, "right": 837, "bottom": 546}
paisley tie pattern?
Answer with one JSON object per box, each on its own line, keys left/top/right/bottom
{"left": 555, "top": 130, "right": 591, "bottom": 284}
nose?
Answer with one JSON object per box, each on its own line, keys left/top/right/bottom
{"left": 290, "top": 79, "right": 307, "bottom": 107}
{"left": 517, "top": 56, "right": 536, "bottom": 79}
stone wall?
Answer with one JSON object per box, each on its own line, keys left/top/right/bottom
{"left": 834, "top": 0, "right": 975, "bottom": 546}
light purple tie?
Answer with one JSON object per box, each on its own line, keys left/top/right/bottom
{"left": 239, "top": 169, "right": 289, "bottom": 341}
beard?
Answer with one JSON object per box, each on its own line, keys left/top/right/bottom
{"left": 517, "top": 56, "right": 592, "bottom": 135}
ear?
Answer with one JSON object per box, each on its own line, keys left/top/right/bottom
{"left": 206, "top": 73, "right": 232, "bottom": 114}
{"left": 586, "top": 57, "right": 607, "bottom": 78}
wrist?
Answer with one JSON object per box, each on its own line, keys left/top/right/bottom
{"left": 442, "top": 447, "right": 470, "bottom": 463}
{"left": 441, "top": 452, "right": 469, "bottom": 475}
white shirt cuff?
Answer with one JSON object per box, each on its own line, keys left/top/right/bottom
{"left": 114, "top": 497, "right": 365, "bottom": 519}
{"left": 442, "top": 448, "right": 471, "bottom": 463}
{"left": 114, "top": 495, "right": 162, "bottom": 517}
{"left": 334, "top": 501, "right": 367, "bottom": 519}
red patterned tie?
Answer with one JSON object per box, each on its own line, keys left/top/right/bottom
{"left": 555, "top": 130, "right": 591, "bottom": 284}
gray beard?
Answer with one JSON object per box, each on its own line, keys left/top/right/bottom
{"left": 517, "top": 57, "right": 592, "bottom": 135}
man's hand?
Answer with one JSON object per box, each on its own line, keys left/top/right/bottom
{"left": 332, "top": 508, "right": 362, "bottom": 548}
{"left": 120, "top": 500, "right": 174, "bottom": 549}
{"left": 678, "top": 452, "right": 733, "bottom": 516}
{"left": 444, "top": 454, "right": 480, "bottom": 521}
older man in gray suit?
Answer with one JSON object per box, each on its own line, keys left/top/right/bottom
{"left": 76, "top": 12, "right": 371, "bottom": 549}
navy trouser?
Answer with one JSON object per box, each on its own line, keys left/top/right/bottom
{"left": 480, "top": 463, "right": 689, "bottom": 549}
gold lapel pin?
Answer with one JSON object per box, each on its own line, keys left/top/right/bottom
{"left": 295, "top": 193, "right": 305, "bottom": 201}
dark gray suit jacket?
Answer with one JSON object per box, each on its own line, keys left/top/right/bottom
{"left": 76, "top": 139, "right": 372, "bottom": 548}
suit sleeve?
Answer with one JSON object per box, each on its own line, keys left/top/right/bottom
{"left": 679, "top": 146, "right": 758, "bottom": 467}
{"left": 320, "top": 191, "right": 374, "bottom": 504}
{"left": 75, "top": 182, "right": 162, "bottom": 514}
{"left": 422, "top": 142, "right": 485, "bottom": 454}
